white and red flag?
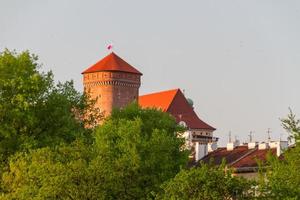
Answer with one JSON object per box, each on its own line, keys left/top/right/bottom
{"left": 107, "top": 44, "right": 113, "bottom": 50}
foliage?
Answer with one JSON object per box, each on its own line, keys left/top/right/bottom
{"left": 281, "top": 108, "right": 300, "bottom": 143}
{"left": 259, "top": 147, "right": 300, "bottom": 199}
{"left": 258, "top": 110, "right": 300, "bottom": 200}
{"left": 0, "top": 49, "right": 100, "bottom": 163}
{"left": 0, "top": 104, "right": 189, "bottom": 199}
{"left": 94, "top": 104, "right": 189, "bottom": 199}
{"left": 157, "top": 162, "right": 255, "bottom": 200}
{"left": 0, "top": 140, "right": 107, "bottom": 200}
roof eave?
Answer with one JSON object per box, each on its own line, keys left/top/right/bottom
{"left": 81, "top": 69, "right": 143, "bottom": 75}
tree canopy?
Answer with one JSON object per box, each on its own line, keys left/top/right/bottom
{"left": 0, "top": 49, "right": 100, "bottom": 163}
{"left": 157, "top": 163, "right": 255, "bottom": 200}
{"left": 94, "top": 104, "right": 189, "bottom": 199}
{"left": 0, "top": 101, "right": 189, "bottom": 199}
{"left": 0, "top": 141, "right": 104, "bottom": 200}
{"left": 258, "top": 109, "right": 300, "bottom": 199}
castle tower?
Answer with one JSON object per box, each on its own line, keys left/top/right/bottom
{"left": 82, "top": 52, "right": 142, "bottom": 117}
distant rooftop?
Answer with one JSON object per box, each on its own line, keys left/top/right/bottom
{"left": 199, "top": 145, "right": 277, "bottom": 172}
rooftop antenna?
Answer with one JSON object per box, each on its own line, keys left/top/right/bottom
{"left": 280, "top": 132, "right": 283, "bottom": 141}
{"left": 182, "top": 89, "right": 186, "bottom": 96}
{"left": 234, "top": 135, "right": 238, "bottom": 142}
{"left": 249, "top": 131, "right": 253, "bottom": 143}
{"left": 267, "top": 128, "right": 271, "bottom": 142}
{"left": 228, "top": 131, "right": 232, "bottom": 143}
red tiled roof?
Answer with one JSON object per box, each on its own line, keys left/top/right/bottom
{"left": 201, "top": 146, "right": 276, "bottom": 170}
{"left": 231, "top": 148, "right": 276, "bottom": 168}
{"left": 139, "top": 89, "right": 215, "bottom": 130}
{"left": 139, "top": 89, "right": 178, "bottom": 112}
{"left": 201, "top": 146, "right": 251, "bottom": 166}
{"left": 82, "top": 52, "right": 142, "bottom": 75}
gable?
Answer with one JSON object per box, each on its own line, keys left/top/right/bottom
{"left": 139, "top": 89, "right": 215, "bottom": 130}
{"left": 167, "top": 90, "right": 215, "bottom": 130}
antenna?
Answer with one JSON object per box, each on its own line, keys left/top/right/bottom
{"left": 228, "top": 131, "right": 232, "bottom": 143}
{"left": 249, "top": 131, "right": 253, "bottom": 143}
{"left": 182, "top": 89, "right": 186, "bottom": 96}
{"left": 267, "top": 128, "right": 271, "bottom": 142}
{"left": 234, "top": 135, "right": 238, "bottom": 142}
{"left": 280, "top": 132, "right": 283, "bottom": 141}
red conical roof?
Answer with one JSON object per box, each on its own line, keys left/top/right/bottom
{"left": 82, "top": 52, "right": 142, "bottom": 75}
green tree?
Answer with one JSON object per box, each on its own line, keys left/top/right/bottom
{"left": 0, "top": 140, "right": 107, "bottom": 200}
{"left": 258, "top": 110, "right": 300, "bottom": 199}
{"left": 0, "top": 49, "right": 100, "bottom": 163}
{"left": 0, "top": 104, "right": 189, "bottom": 199}
{"left": 157, "top": 163, "right": 255, "bottom": 200}
{"left": 281, "top": 108, "right": 300, "bottom": 143}
{"left": 94, "top": 104, "right": 189, "bottom": 199}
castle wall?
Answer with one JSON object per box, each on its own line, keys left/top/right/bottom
{"left": 83, "top": 71, "right": 141, "bottom": 117}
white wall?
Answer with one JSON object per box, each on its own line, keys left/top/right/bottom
{"left": 195, "top": 142, "right": 208, "bottom": 161}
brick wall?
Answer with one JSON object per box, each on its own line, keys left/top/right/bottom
{"left": 83, "top": 71, "right": 141, "bottom": 117}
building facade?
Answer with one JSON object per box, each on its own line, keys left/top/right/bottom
{"left": 82, "top": 52, "right": 216, "bottom": 161}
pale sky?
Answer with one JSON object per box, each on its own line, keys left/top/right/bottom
{"left": 1, "top": 0, "right": 300, "bottom": 146}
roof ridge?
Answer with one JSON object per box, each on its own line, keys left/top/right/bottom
{"left": 139, "top": 89, "right": 179, "bottom": 112}
{"left": 140, "top": 88, "right": 179, "bottom": 97}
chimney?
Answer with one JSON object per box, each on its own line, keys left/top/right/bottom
{"left": 248, "top": 142, "right": 258, "bottom": 149}
{"left": 227, "top": 140, "right": 240, "bottom": 151}
{"left": 269, "top": 141, "right": 288, "bottom": 156}
{"left": 258, "top": 142, "right": 269, "bottom": 150}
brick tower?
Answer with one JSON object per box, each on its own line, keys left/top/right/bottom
{"left": 82, "top": 52, "right": 142, "bottom": 117}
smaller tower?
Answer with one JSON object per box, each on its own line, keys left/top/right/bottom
{"left": 82, "top": 52, "right": 142, "bottom": 117}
